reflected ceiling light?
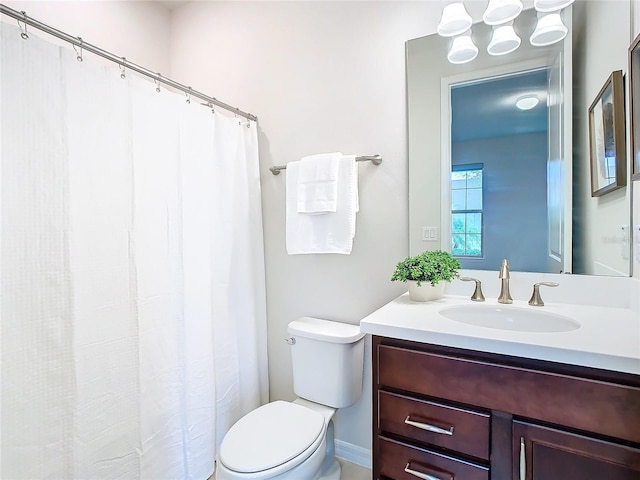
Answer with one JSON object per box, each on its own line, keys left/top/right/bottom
{"left": 515, "top": 95, "right": 540, "bottom": 110}
{"left": 448, "top": 32, "right": 479, "bottom": 64}
{"left": 530, "top": 11, "right": 568, "bottom": 46}
{"left": 437, "top": 2, "right": 473, "bottom": 37}
{"left": 483, "top": 0, "right": 523, "bottom": 26}
{"left": 487, "top": 23, "right": 521, "bottom": 56}
{"left": 533, "top": 0, "right": 575, "bottom": 13}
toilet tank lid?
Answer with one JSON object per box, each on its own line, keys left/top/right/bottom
{"left": 288, "top": 317, "right": 365, "bottom": 344}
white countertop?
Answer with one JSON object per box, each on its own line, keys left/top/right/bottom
{"left": 360, "top": 293, "right": 640, "bottom": 375}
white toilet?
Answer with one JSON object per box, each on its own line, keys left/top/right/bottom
{"left": 215, "top": 317, "right": 366, "bottom": 480}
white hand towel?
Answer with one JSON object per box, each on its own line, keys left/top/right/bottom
{"left": 286, "top": 155, "right": 358, "bottom": 255}
{"left": 296, "top": 152, "right": 342, "bottom": 214}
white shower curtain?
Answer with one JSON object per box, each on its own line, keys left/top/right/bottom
{"left": 0, "top": 22, "right": 268, "bottom": 480}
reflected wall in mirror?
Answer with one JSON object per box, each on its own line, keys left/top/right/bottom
{"left": 407, "top": 1, "right": 633, "bottom": 277}
{"left": 450, "top": 68, "right": 553, "bottom": 273}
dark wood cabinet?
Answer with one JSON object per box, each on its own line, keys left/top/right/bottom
{"left": 372, "top": 336, "right": 640, "bottom": 480}
{"left": 513, "top": 421, "right": 640, "bottom": 480}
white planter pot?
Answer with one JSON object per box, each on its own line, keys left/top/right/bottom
{"left": 408, "top": 280, "right": 446, "bottom": 302}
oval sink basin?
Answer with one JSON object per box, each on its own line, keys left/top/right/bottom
{"left": 439, "top": 305, "right": 580, "bottom": 333}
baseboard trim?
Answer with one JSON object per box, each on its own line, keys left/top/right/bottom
{"left": 335, "top": 440, "right": 372, "bottom": 469}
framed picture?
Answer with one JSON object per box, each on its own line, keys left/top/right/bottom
{"left": 630, "top": 32, "right": 640, "bottom": 180}
{"left": 588, "top": 70, "right": 626, "bottom": 197}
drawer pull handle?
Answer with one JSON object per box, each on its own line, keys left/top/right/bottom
{"left": 404, "top": 462, "right": 451, "bottom": 480}
{"left": 404, "top": 416, "right": 454, "bottom": 435}
{"left": 519, "top": 437, "right": 526, "bottom": 480}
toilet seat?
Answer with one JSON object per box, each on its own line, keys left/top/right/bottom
{"left": 219, "top": 401, "right": 326, "bottom": 476}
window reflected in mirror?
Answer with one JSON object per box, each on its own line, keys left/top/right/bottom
{"left": 451, "top": 165, "right": 483, "bottom": 258}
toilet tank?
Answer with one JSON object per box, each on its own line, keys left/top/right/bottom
{"left": 287, "top": 317, "right": 366, "bottom": 408}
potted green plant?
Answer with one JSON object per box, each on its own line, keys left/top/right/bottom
{"left": 391, "top": 250, "right": 461, "bottom": 301}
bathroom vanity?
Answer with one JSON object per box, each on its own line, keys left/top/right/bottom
{"left": 360, "top": 293, "right": 640, "bottom": 480}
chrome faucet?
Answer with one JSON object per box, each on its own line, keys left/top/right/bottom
{"left": 498, "top": 259, "right": 513, "bottom": 304}
{"left": 528, "top": 282, "right": 559, "bottom": 306}
{"left": 460, "top": 277, "right": 485, "bottom": 302}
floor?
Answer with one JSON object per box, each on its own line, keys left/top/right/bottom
{"left": 207, "top": 459, "right": 371, "bottom": 479}
{"left": 338, "top": 458, "right": 371, "bottom": 479}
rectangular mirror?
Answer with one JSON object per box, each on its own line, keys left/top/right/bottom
{"left": 631, "top": 32, "right": 640, "bottom": 180}
{"left": 407, "top": 1, "right": 633, "bottom": 276}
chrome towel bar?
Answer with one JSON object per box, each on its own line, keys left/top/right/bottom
{"left": 269, "top": 154, "right": 382, "bottom": 175}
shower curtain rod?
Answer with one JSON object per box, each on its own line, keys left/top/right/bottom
{"left": 0, "top": 4, "right": 258, "bottom": 122}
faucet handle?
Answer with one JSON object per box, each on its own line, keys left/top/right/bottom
{"left": 528, "top": 282, "right": 559, "bottom": 307}
{"left": 459, "top": 277, "right": 485, "bottom": 302}
{"left": 499, "top": 259, "right": 510, "bottom": 279}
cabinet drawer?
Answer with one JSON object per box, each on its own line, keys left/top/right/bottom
{"left": 379, "top": 391, "right": 490, "bottom": 461}
{"left": 378, "top": 436, "right": 489, "bottom": 480}
{"left": 377, "top": 343, "right": 640, "bottom": 444}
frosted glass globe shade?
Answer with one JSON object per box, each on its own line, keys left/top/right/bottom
{"left": 438, "top": 2, "right": 473, "bottom": 37}
{"left": 487, "top": 24, "right": 521, "bottom": 56}
{"left": 534, "top": 0, "right": 575, "bottom": 13}
{"left": 483, "top": 0, "right": 523, "bottom": 26}
{"left": 448, "top": 34, "right": 479, "bottom": 64}
{"left": 530, "top": 12, "right": 568, "bottom": 46}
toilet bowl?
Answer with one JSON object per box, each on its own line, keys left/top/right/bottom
{"left": 215, "top": 399, "right": 339, "bottom": 480}
{"left": 216, "top": 317, "right": 365, "bottom": 480}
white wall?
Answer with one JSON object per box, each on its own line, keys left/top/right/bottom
{"left": 1, "top": 0, "right": 171, "bottom": 73}
{"left": 573, "top": 0, "right": 632, "bottom": 276}
{"left": 168, "top": 1, "right": 434, "bottom": 456}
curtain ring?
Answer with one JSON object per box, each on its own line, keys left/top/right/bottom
{"left": 17, "top": 12, "right": 29, "bottom": 39}
{"left": 185, "top": 87, "right": 192, "bottom": 104}
{"left": 210, "top": 100, "right": 216, "bottom": 114}
{"left": 155, "top": 75, "right": 161, "bottom": 93}
{"left": 119, "top": 57, "right": 126, "bottom": 79}
{"left": 73, "top": 37, "right": 84, "bottom": 62}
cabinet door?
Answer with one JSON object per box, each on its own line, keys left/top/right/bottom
{"left": 513, "top": 421, "right": 640, "bottom": 480}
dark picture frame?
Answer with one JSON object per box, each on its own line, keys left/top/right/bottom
{"left": 588, "top": 70, "right": 626, "bottom": 197}
{"left": 630, "top": 33, "right": 640, "bottom": 180}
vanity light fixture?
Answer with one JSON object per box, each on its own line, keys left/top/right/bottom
{"left": 437, "top": 2, "right": 473, "bottom": 37}
{"left": 515, "top": 95, "right": 540, "bottom": 110}
{"left": 530, "top": 11, "right": 568, "bottom": 46}
{"left": 533, "top": 0, "right": 575, "bottom": 13}
{"left": 483, "top": 0, "right": 523, "bottom": 26}
{"left": 437, "top": 0, "right": 574, "bottom": 64}
{"left": 448, "top": 31, "right": 479, "bottom": 64}
{"left": 487, "top": 22, "right": 521, "bottom": 56}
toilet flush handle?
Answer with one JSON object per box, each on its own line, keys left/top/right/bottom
{"left": 284, "top": 337, "right": 296, "bottom": 345}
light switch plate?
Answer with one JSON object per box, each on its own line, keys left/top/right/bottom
{"left": 422, "top": 226, "right": 438, "bottom": 242}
